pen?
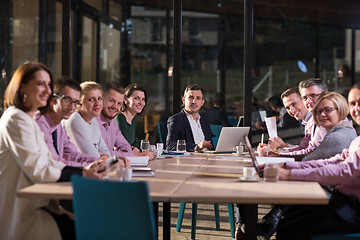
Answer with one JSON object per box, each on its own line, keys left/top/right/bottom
{"left": 266, "top": 143, "right": 270, "bottom": 156}
{"left": 261, "top": 133, "right": 264, "bottom": 145}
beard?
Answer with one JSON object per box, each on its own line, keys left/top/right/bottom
{"left": 102, "top": 109, "right": 117, "bottom": 120}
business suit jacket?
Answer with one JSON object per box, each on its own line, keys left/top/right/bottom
{"left": 166, "top": 109, "right": 214, "bottom": 152}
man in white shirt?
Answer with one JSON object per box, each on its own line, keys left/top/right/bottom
{"left": 166, "top": 84, "right": 214, "bottom": 152}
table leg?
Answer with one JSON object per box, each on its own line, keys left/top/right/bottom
{"left": 163, "top": 202, "right": 171, "bottom": 240}
{"left": 244, "top": 204, "right": 258, "bottom": 240}
{"left": 153, "top": 202, "right": 159, "bottom": 238}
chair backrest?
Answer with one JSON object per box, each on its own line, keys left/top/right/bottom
{"left": 144, "top": 114, "right": 162, "bottom": 140}
{"left": 71, "top": 175, "right": 157, "bottom": 240}
{"left": 157, "top": 121, "right": 168, "bottom": 143}
{"left": 210, "top": 124, "right": 223, "bottom": 149}
{"left": 227, "top": 115, "right": 238, "bottom": 127}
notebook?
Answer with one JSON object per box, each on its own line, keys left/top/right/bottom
{"left": 212, "top": 127, "right": 250, "bottom": 153}
{"left": 244, "top": 136, "right": 295, "bottom": 178}
{"left": 126, "top": 156, "right": 150, "bottom": 167}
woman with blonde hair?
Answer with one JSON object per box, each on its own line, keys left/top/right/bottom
{"left": 0, "top": 62, "right": 105, "bottom": 240}
{"left": 63, "top": 81, "right": 110, "bottom": 159}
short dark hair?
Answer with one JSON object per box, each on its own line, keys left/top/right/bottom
{"left": 351, "top": 82, "right": 360, "bottom": 90}
{"left": 4, "top": 62, "right": 53, "bottom": 112}
{"left": 39, "top": 76, "right": 81, "bottom": 114}
{"left": 281, "top": 87, "right": 300, "bottom": 100}
{"left": 102, "top": 81, "right": 125, "bottom": 96}
{"left": 268, "top": 94, "right": 283, "bottom": 109}
{"left": 183, "top": 84, "right": 204, "bottom": 97}
{"left": 121, "top": 83, "right": 147, "bottom": 112}
{"left": 214, "top": 92, "right": 226, "bottom": 107}
{"left": 53, "top": 76, "right": 81, "bottom": 95}
{"left": 298, "top": 78, "right": 328, "bottom": 93}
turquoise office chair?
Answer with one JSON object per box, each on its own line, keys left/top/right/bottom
{"left": 176, "top": 202, "right": 235, "bottom": 239}
{"left": 210, "top": 124, "right": 223, "bottom": 149}
{"left": 157, "top": 121, "right": 168, "bottom": 143}
{"left": 312, "top": 233, "right": 360, "bottom": 240}
{"left": 71, "top": 175, "right": 157, "bottom": 240}
{"left": 227, "top": 115, "right": 238, "bottom": 127}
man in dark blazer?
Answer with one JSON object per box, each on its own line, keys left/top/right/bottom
{"left": 166, "top": 84, "right": 214, "bottom": 152}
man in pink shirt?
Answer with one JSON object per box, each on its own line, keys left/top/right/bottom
{"left": 97, "top": 81, "right": 154, "bottom": 159}
{"left": 258, "top": 79, "right": 328, "bottom": 160}
{"left": 262, "top": 83, "right": 360, "bottom": 240}
{"left": 35, "top": 77, "right": 99, "bottom": 167}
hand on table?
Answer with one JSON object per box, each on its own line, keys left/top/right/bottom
{"left": 269, "top": 137, "right": 288, "bottom": 149}
{"left": 82, "top": 161, "right": 107, "bottom": 179}
{"left": 132, "top": 147, "right": 140, "bottom": 154}
{"left": 257, "top": 143, "right": 279, "bottom": 157}
{"left": 117, "top": 156, "right": 131, "bottom": 168}
{"left": 99, "top": 152, "right": 110, "bottom": 161}
{"left": 135, "top": 151, "right": 155, "bottom": 160}
{"left": 278, "top": 167, "right": 291, "bottom": 181}
{"left": 197, "top": 140, "right": 213, "bottom": 150}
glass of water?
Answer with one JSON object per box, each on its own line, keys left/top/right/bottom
{"left": 140, "top": 139, "right": 150, "bottom": 152}
{"left": 176, "top": 140, "right": 186, "bottom": 152}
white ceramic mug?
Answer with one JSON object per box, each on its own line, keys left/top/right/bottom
{"left": 121, "top": 168, "right": 133, "bottom": 182}
{"left": 243, "top": 167, "right": 256, "bottom": 180}
{"left": 233, "top": 145, "right": 244, "bottom": 154}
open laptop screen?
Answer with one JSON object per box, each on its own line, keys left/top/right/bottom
{"left": 244, "top": 136, "right": 263, "bottom": 178}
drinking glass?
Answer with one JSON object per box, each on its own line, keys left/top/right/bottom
{"left": 156, "top": 143, "right": 164, "bottom": 158}
{"left": 176, "top": 140, "right": 186, "bottom": 152}
{"left": 140, "top": 139, "right": 150, "bottom": 152}
{"left": 148, "top": 145, "right": 156, "bottom": 158}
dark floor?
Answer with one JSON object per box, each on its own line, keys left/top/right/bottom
{"left": 157, "top": 203, "right": 275, "bottom": 240}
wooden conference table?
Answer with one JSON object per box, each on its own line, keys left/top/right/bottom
{"left": 18, "top": 153, "right": 329, "bottom": 240}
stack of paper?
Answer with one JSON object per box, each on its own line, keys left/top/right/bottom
{"left": 126, "top": 156, "right": 150, "bottom": 167}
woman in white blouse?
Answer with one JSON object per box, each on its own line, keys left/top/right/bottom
{"left": 0, "top": 62, "right": 105, "bottom": 240}
{"left": 63, "top": 81, "right": 111, "bottom": 159}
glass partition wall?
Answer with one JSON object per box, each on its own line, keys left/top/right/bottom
{"left": 0, "top": 0, "right": 359, "bottom": 136}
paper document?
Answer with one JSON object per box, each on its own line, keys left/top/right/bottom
{"left": 265, "top": 117, "right": 278, "bottom": 138}
{"left": 256, "top": 156, "right": 295, "bottom": 165}
{"left": 126, "top": 156, "right": 150, "bottom": 166}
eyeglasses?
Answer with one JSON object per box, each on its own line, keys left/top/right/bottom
{"left": 301, "top": 93, "right": 321, "bottom": 102}
{"left": 314, "top": 107, "right": 337, "bottom": 115}
{"left": 53, "top": 94, "right": 82, "bottom": 106}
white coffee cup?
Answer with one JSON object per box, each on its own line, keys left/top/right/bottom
{"left": 121, "top": 168, "right": 133, "bottom": 182}
{"left": 243, "top": 167, "right": 256, "bottom": 180}
{"left": 233, "top": 145, "right": 244, "bottom": 154}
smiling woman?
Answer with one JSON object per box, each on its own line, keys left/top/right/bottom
{"left": 301, "top": 92, "right": 357, "bottom": 161}
{"left": 115, "top": 83, "right": 148, "bottom": 150}
{"left": 63, "top": 81, "right": 111, "bottom": 159}
{"left": 0, "top": 63, "right": 105, "bottom": 240}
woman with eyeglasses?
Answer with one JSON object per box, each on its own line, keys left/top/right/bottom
{"left": 258, "top": 92, "right": 356, "bottom": 161}
{"left": 63, "top": 81, "right": 111, "bottom": 159}
{"left": 0, "top": 63, "right": 105, "bottom": 240}
{"left": 256, "top": 92, "right": 357, "bottom": 240}
{"left": 300, "top": 92, "right": 356, "bottom": 161}
{"left": 115, "top": 83, "right": 147, "bottom": 152}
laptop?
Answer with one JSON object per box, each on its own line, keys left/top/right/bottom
{"left": 211, "top": 127, "right": 250, "bottom": 153}
{"left": 244, "top": 135, "right": 263, "bottom": 177}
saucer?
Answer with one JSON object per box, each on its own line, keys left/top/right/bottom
{"left": 232, "top": 153, "right": 243, "bottom": 156}
{"left": 238, "top": 177, "right": 259, "bottom": 182}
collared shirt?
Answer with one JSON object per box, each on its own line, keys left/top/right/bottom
{"left": 34, "top": 112, "right": 97, "bottom": 167}
{"left": 287, "top": 135, "right": 360, "bottom": 202}
{"left": 185, "top": 111, "right": 205, "bottom": 147}
{"left": 280, "top": 114, "right": 327, "bottom": 155}
{"left": 96, "top": 114, "right": 133, "bottom": 157}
